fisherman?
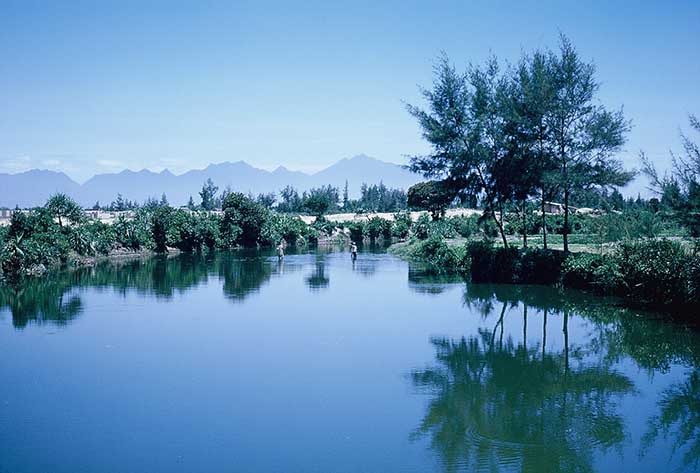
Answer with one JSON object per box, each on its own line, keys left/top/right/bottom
{"left": 277, "top": 240, "right": 285, "bottom": 260}
{"left": 350, "top": 242, "right": 357, "bottom": 261}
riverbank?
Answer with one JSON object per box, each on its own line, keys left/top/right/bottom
{"left": 5, "top": 247, "right": 163, "bottom": 280}
{"left": 389, "top": 236, "right": 700, "bottom": 315}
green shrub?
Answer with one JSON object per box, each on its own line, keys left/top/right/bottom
{"left": 260, "top": 214, "right": 306, "bottom": 247}
{"left": 392, "top": 212, "right": 412, "bottom": 239}
{"left": 347, "top": 221, "right": 365, "bottom": 242}
{"left": 450, "top": 215, "right": 479, "bottom": 238}
{"left": 687, "top": 256, "right": 700, "bottom": 304}
{"left": 305, "top": 227, "right": 320, "bottom": 245}
{"left": 114, "top": 213, "right": 153, "bottom": 250}
{"left": 67, "top": 226, "right": 94, "bottom": 255}
{"left": 429, "top": 219, "right": 457, "bottom": 239}
{"left": 615, "top": 239, "right": 691, "bottom": 305}
{"left": 467, "top": 241, "right": 521, "bottom": 283}
{"left": 166, "top": 210, "right": 219, "bottom": 252}
{"left": 492, "top": 247, "right": 521, "bottom": 283}
{"left": 519, "top": 249, "right": 567, "bottom": 285}
{"left": 408, "top": 236, "right": 469, "bottom": 274}
{"left": 467, "top": 240, "right": 496, "bottom": 283}
{"left": 195, "top": 213, "right": 221, "bottom": 250}
{"left": 366, "top": 217, "right": 392, "bottom": 242}
{"left": 151, "top": 207, "right": 174, "bottom": 252}
{"left": 221, "top": 192, "right": 270, "bottom": 247}
{"left": 477, "top": 216, "right": 500, "bottom": 239}
{"left": 380, "top": 219, "right": 393, "bottom": 240}
{"left": 311, "top": 216, "right": 336, "bottom": 236}
{"left": 87, "top": 221, "right": 117, "bottom": 255}
{"left": 1, "top": 235, "right": 27, "bottom": 282}
{"left": 413, "top": 214, "right": 431, "bottom": 240}
{"left": 561, "top": 253, "right": 620, "bottom": 293}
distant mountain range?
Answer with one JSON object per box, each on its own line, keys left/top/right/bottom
{"left": 0, "top": 155, "right": 424, "bottom": 208}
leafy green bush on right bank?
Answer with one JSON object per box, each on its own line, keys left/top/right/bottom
{"left": 402, "top": 238, "right": 700, "bottom": 310}
{"left": 565, "top": 240, "right": 700, "bottom": 307}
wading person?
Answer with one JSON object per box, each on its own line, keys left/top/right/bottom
{"left": 277, "top": 241, "right": 285, "bottom": 260}
{"left": 350, "top": 242, "right": 357, "bottom": 261}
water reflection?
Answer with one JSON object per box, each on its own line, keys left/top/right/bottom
{"left": 0, "top": 275, "right": 83, "bottom": 329}
{"left": 305, "top": 254, "right": 330, "bottom": 291}
{"left": 217, "top": 254, "right": 272, "bottom": 301}
{"left": 643, "top": 369, "right": 700, "bottom": 469}
{"left": 2, "top": 251, "right": 700, "bottom": 472}
{"left": 409, "top": 284, "right": 700, "bottom": 472}
{"left": 411, "top": 323, "right": 633, "bottom": 471}
{"left": 408, "top": 266, "right": 465, "bottom": 295}
{"left": 0, "top": 251, "right": 282, "bottom": 327}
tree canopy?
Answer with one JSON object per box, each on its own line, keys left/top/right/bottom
{"left": 407, "top": 35, "right": 633, "bottom": 249}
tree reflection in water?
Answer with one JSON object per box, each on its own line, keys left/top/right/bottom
{"left": 408, "top": 265, "right": 465, "bottom": 295}
{"left": 411, "top": 331, "right": 634, "bottom": 472}
{"left": 2, "top": 250, "right": 700, "bottom": 470}
{"left": 216, "top": 252, "right": 273, "bottom": 301}
{"left": 0, "top": 275, "right": 83, "bottom": 329}
{"left": 407, "top": 283, "right": 700, "bottom": 472}
{"left": 642, "top": 369, "right": 700, "bottom": 469}
{"left": 305, "top": 254, "right": 330, "bottom": 291}
{"left": 0, "top": 250, "right": 280, "bottom": 326}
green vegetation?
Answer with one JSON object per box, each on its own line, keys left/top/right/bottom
{"left": 390, "top": 34, "right": 700, "bottom": 314}
{"left": 390, "top": 236, "right": 470, "bottom": 275}
{"left": 407, "top": 180, "right": 457, "bottom": 220}
{"left": 643, "top": 114, "right": 700, "bottom": 238}
{"left": 406, "top": 35, "right": 633, "bottom": 251}
{"left": 395, "top": 235, "right": 700, "bottom": 311}
{"left": 0, "top": 193, "right": 318, "bottom": 282}
{"left": 277, "top": 182, "right": 407, "bottom": 214}
{"left": 0, "top": 192, "right": 410, "bottom": 283}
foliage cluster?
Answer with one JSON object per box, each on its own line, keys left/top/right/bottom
{"left": 407, "top": 35, "right": 633, "bottom": 251}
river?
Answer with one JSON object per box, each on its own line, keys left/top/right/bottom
{"left": 1, "top": 248, "right": 699, "bottom": 472}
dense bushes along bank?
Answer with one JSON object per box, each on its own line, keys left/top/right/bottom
{"left": 0, "top": 194, "right": 323, "bottom": 281}
{"left": 2, "top": 191, "right": 512, "bottom": 282}
{"left": 391, "top": 237, "right": 700, "bottom": 311}
{"left": 1, "top": 193, "right": 425, "bottom": 282}
{"left": 4, "top": 193, "right": 699, "bottom": 313}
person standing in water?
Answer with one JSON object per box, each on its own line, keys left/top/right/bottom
{"left": 350, "top": 242, "right": 357, "bottom": 261}
{"left": 277, "top": 240, "right": 285, "bottom": 260}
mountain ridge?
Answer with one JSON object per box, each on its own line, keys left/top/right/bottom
{"left": 0, "top": 155, "right": 422, "bottom": 208}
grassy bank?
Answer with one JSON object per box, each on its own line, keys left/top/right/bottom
{"left": 390, "top": 236, "right": 700, "bottom": 313}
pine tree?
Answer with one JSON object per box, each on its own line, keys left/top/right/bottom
{"left": 343, "top": 180, "right": 350, "bottom": 210}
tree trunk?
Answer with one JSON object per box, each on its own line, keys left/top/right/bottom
{"left": 542, "top": 308, "right": 547, "bottom": 360}
{"left": 563, "top": 187, "right": 570, "bottom": 253}
{"left": 495, "top": 203, "right": 508, "bottom": 248}
{"left": 474, "top": 166, "right": 507, "bottom": 248}
{"left": 490, "top": 302, "right": 507, "bottom": 350}
{"left": 523, "top": 304, "right": 528, "bottom": 349}
{"left": 563, "top": 311, "right": 569, "bottom": 372}
{"left": 522, "top": 202, "right": 528, "bottom": 248}
{"left": 541, "top": 189, "right": 547, "bottom": 250}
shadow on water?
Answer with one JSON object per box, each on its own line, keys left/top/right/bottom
{"left": 408, "top": 283, "right": 700, "bottom": 472}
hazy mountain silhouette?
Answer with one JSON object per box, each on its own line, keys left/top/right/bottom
{"left": 0, "top": 170, "right": 82, "bottom": 209}
{"left": 0, "top": 155, "right": 422, "bottom": 208}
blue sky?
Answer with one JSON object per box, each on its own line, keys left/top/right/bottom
{"left": 1, "top": 1, "right": 699, "bottom": 195}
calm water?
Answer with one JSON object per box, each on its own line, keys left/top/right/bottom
{"left": 1, "top": 248, "right": 700, "bottom": 473}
